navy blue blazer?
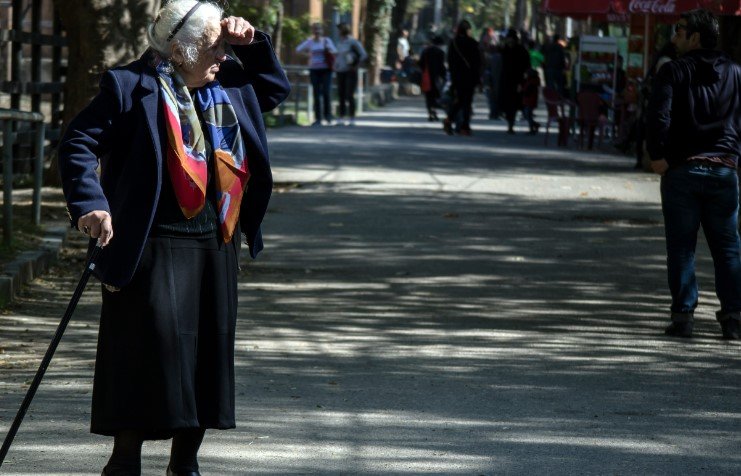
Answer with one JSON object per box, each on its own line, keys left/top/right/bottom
{"left": 59, "top": 32, "right": 290, "bottom": 287}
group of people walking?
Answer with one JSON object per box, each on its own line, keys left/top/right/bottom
{"left": 417, "top": 21, "right": 544, "bottom": 136}
{"left": 296, "top": 22, "right": 368, "bottom": 126}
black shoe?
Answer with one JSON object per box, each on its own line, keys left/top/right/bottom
{"left": 443, "top": 119, "right": 453, "bottom": 135}
{"left": 720, "top": 319, "right": 740, "bottom": 339}
{"left": 102, "top": 466, "right": 140, "bottom": 476}
{"left": 717, "top": 312, "right": 741, "bottom": 340}
{"left": 665, "top": 321, "right": 693, "bottom": 338}
{"left": 167, "top": 465, "right": 201, "bottom": 476}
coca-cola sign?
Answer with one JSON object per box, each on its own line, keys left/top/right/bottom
{"left": 629, "top": 0, "right": 678, "bottom": 14}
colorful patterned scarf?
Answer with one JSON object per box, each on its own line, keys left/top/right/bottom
{"left": 157, "top": 65, "right": 250, "bottom": 243}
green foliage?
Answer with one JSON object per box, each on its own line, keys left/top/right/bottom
{"left": 229, "top": 0, "right": 282, "bottom": 32}
{"left": 331, "top": 0, "right": 355, "bottom": 15}
{"left": 282, "top": 13, "right": 312, "bottom": 50}
{"left": 407, "top": 0, "right": 427, "bottom": 15}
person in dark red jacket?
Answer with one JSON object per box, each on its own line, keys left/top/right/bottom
{"left": 647, "top": 8, "right": 741, "bottom": 340}
{"left": 521, "top": 68, "right": 541, "bottom": 134}
{"left": 58, "top": 1, "right": 290, "bottom": 473}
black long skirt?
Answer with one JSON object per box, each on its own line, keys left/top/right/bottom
{"left": 91, "top": 235, "right": 238, "bottom": 439}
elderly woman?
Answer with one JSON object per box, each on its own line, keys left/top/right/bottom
{"left": 58, "top": 0, "right": 289, "bottom": 474}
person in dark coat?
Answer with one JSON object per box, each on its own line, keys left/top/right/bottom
{"left": 646, "top": 8, "right": 741, "bottom": 340}
{"left": 58, "top": 1, "right": 290, "bottom": 473}
{"left": 418, "top": 35, "right": 447, "bottom": 121}
{"left": 499, "top": 28, "right": 531, "bottom": 134}
{"left": 634, "top": 42, "right": 677, "bottom": 168}
{"left": 444, "top": 20, "right": 481, "bottom": 136}
{"left": 544, "top": 34, "right": 567, "bottom": 96}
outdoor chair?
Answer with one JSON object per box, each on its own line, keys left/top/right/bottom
{"left": 576, "top": 90, "right": 609, "bottom": 150}
{"left": 542, "top": 87, "right": 573, "bottom": 147}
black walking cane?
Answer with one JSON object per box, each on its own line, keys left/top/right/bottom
{"left": 0, "top": 242, "right": 103, "bottom": 468}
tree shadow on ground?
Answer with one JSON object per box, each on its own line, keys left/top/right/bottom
{"left": 1, "top": 100, "right": 739, "bottom": 474}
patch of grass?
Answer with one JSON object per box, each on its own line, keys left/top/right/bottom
{"left": 0, "top": 188, "right": 69, "bottom": 269}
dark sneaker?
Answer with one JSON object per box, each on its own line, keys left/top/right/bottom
{"left": 719, "top": 318, "right": 740, "bottom": 340}
{"left": 443, "top": 119, "right": 453, "bottom": 135}
{"left": 665, "top": 321, "right": 693, "bottom": 338}
{"left": 716, "top": 311, "right": 741, "bottom": 340}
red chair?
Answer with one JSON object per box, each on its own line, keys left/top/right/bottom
{"left": 542, "top": 87, "right": 573, "bottom": 147}
{"left": 576, "top": 90, "right": 609, "bottom": 150}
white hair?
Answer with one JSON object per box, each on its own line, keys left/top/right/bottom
{"left": 147, "top": 0, "right": 223, "bottom": 66}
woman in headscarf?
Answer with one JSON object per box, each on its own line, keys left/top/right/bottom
{"left": 418, "top": 35, "right": 447, "bottom": 122}
{"left": 58, "top": 1, "right": 290, "bottom": 474}
{"left": 500, "top": 28, "right": 531, "bottom": 134}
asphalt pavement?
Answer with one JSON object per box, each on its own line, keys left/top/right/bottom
{"left": 1, "top": 97, "right": 739, "bottom": 475}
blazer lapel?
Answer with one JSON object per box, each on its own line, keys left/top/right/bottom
{"left": 139, "top": 70, "right": 164, "bottom": 171}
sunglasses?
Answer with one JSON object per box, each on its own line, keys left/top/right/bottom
{"left": 164, "top": 0, "right": 230, "bottom": 42}
{"left": 674, "top": 23, "right": 687, "bottom": 34}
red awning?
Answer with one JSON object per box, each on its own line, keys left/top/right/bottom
{"left": 542, "top": 0, "right": 629, "bottom": 20}
{"left": 544, "top": 0, "right": 740, "bottom": 17}
{"left": 614, "top": 0, "right": 740, "bottom": 15}
{"left": 543, "top": 0, "right": 613, "bottom": 15}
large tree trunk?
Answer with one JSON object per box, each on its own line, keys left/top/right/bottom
{"left": 47, "top": 0, "right": 156, "bottom": 185}
{"left": 272, "top": 1, "right": 283, "bottom": 61}
{"left": 363, "top": 0, "right": 395, "bottom": 86}
{"left": 385, "top": 0, "right": 408, "bottom": 67}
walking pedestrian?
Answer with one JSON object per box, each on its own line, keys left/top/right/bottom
{"left": 334, "top": 23, "right": 367, "bottom": 126}
{"left": 647, "top": 8, "right": 741, "bottom": 339}
{"left": 58, "top": 1, "right": 290, "bottom": 473}
{"left": 499, "top": 28, "right": 530, "bottom": 134}
{"left": 297, "top": 22, "right": 337, "bottom": 126}
{"left": 443, "top": 20, "right": 480, "bottom": 136}
{"left": 480, "top": 28, "right": 502, "bottom": 120}
{"left": 544, "top": 34, "right": 567, "bottom": 97}
{"left": 418, "top": 35, "right": 446, "bottom": 122}
{"left": 634, "top": 43, "right": 677, "bottom": 168}
{"left": 521, "top": 68, "right": 541, "bottom": 134}
{"left": 396, "top": 29, "right": 412, "bottom": 76}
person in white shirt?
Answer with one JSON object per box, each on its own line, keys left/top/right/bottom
{"left": 333, "top": 23, "right": 367, "bottom": 126}
{"left": 397, "top": 29, "right": 410, "bottom": 71}
{"left": 296, "top": 22, "right": 337, "bottom": 126}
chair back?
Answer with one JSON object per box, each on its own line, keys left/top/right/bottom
{"left": 543, "top": 87, "right": 562, "bottom": 119}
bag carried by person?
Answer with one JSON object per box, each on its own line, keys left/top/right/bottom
{"left": 344, "top": 41, "right": 361, "bottom": 68}
{"left": 324, "top": 39, "right": 335, "bottom": 69}
{"left": 438, "top": 81, "right": 455, "bottom": 111}
{"left": 420, "top": 67, "right": 432, "bottom": 93}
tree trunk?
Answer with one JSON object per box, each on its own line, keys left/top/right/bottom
{"left": 385, "top": 0, "right": 408, "bottom": 67}
{"left": 363, "top": 0, "right": 395, "bottom": 86}
{"left": 272, "top": 1, "right": 283, "bottom": 61}
{"left": 47, "top": 0, "right": 155, "bottom": 185}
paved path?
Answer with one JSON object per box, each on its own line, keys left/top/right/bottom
{"left": 1, "top": 98, "right": 740, "bottom": 474}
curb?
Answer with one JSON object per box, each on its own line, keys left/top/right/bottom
{"left": 0, "top": 223, "right": 69, "bottom": 307}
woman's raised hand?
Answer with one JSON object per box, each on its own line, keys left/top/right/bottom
{"left": 221, "top": 16, "right": 255, "bottom": 45}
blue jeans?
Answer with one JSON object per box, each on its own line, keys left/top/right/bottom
{"left": 310, "top": 68, "right": 333, "bottom": 122}
{"left": 660, "top": 162, "right": 741, "bottom": 315}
